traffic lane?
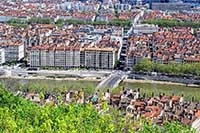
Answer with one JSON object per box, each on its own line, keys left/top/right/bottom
{"left": 102, "top": 76, "right": 118, "bottom": 87}
{"left": 107, "top": 77, "right": 119, "bottom": 88}
{"left": 100, "top": 73, "right": 120, "bottom": 88}
{"left": 97, "top": 71, "right": 124, "bottom": 88}
{"left": 107, "top": 76, "right": 122, "bottom": 88}
{"left": 10, "top": 69, "right": 108, "bottom": 77}
{"left": 102, "top": 75, "right": 115, "bottom": 86}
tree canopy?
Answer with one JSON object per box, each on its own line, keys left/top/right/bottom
{"left": 7, "top": 17, "right": 131, "bottom": 27}
{"left": 133, "top": 58, "right": 200, "bottom": 76}
{"left": 142, "top": 19, "right": 200, "bottom": 28}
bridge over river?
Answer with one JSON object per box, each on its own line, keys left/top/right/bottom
{"left": 96, "top": 71, "right": 127, "bottom": 89}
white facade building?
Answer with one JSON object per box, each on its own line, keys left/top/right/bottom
{"left": 0, "top": 41, "right": 24, "bottom": 62}
{"left": 133, "top": 24, "right": 159, "bottom": 34}
{"left": 30, "top": 46, "right": 117, "bottom": 69}
{"left": 0, "top": 48, "right": 5, "bottom": 64}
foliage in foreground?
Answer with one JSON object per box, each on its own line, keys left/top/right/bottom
{"left": 0, "top": 87, "right": 193, "bottom": 133}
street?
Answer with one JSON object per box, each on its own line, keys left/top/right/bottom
{"left": 0, "top": 66, "right": 113, "bottom": 78}
{"left": 96, "top": 71, "right": 127, "bottom": 89}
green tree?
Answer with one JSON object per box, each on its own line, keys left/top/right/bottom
{"left": 134, "top": 58, "right": 153, "bottom": 72}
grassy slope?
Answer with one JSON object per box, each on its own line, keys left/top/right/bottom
{"left": 0, "top": 87, "right": 193, "bottom": 133}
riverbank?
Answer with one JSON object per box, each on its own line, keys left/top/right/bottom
{"left": 2, "top": 75, "right": 199, "bottom": 88}
{"left": 0, "top": 76, "right": 199, "bottom": 101}
{"left": 124, "top": 79, "right": 187, "bottom": 86}
{"left": 125, "top": 79, "right": 200, "bottom": 88}
{"left": 0, "top": 75, "right": 102, "bottom": 82}
{"left": 0, "top": 77, "right": 99, "bottom": 95}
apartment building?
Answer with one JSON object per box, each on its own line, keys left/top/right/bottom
{"left": 151, "top": 3, "right": 192, "bottom": 11}
{"left": 55, "top": 47, "right": 66, "bottom": 67}
{"left": 133, "top": 24, "right": 159, "bottom": 34}
{"left": 184, "top": 58, "right": 200, "bottom": 63}
{"left": 115, "top": 4, "right": 132, "bottom": 12}
{"left": 60, "top": 1, "right": 99, "bottom": 12}
{"left": 82, "top": 48, "right": 117, "bottom": 69}
{"left": 30, "top": 45, "right": 117, "bottom": 69}
{"left": 40, "top": 47, "right": 49, "bottom": 67}
{"left": 0, "top": 48, "right": 5, "bottom": 64}
{"left": 0, "top": 41, "right": 24, "bottom": 62}
{"left": 80, "top": 51, "right": 85, "bottom": 67}
{"left": 48, "top": 49, "right": 55, "bottom": 67}
{"left": 72, "top": 50, "right": 81, "bottom": 67}
{"left": 30, "top": 46, "right": 40, "bottom": 67}
{"left": 30, "top": 45, "right": 82, "bottom": 68}
{"left": 65, "top": 50, "right": 74, "bottom": 67}
{"left": 184, "top": 55, "right": 200, "bottom": 64}
{"left": 126, "top": 54, "right": 143, "bottom": 69}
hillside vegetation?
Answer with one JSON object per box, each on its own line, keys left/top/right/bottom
{"left": 0, "top": 86, "right": 193, "bottom": 133}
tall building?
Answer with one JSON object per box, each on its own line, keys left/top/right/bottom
{"left": 0, "top": 41, "right": 24, "bottom": 62}
{"left": 48, "top": 48, "right": 55, "bottom": 67}
{"left": 81, "top": 48, "right": 118, "bottom": 69}
{"left": 30, "top": 46, "right": 40, "bottom": 67}
{"left": 40, "top": 48, "right": 49, "bottom": 67}
{"left": 150, "top": 2, "right": 192, "bottom": 10}
{"left": 55, "top": 46, "right": 66, "bottom": 67}
{"left": 30, "top": 45, "right": 118, "bottom": 69}
{"left": 0, "top": 48, "right": 5, "bottom": 64}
